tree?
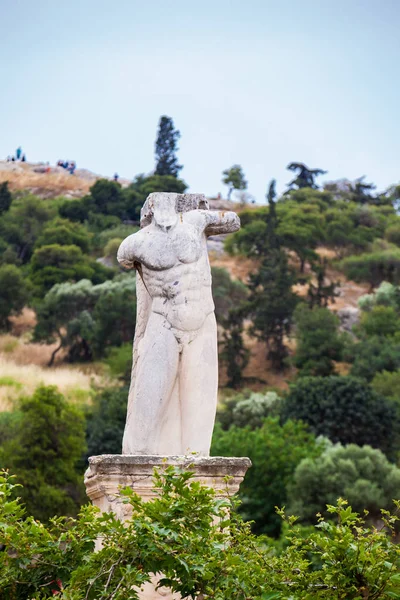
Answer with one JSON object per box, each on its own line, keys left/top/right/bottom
{"left": 349, "top": 176, "right": 377, "bottom": 204}
{"left": 281, "top": 376, "right": 399, "bottom": 459}
{"left": 220, "top": 307, "right": 250, "bottom": 388}
{"left": 357, "top": 305, "right": 400, "bottom": 338}
{"left": 248, "top": 249, "right": 298, "bottom": 369}
{"left": 294, "top": 305, "right": 343, "bottom": 377}
{"left": 0, "top": 195, "right": 54, "bottom": 263}
{"left": 276, "top": 201, "right": 324, "bottom": 272}
{"left": 29, "top": 244, "right": 100, "bottom": 295}
{"left": 154, "top": 115, "right": 182, "bottom": 177}
{"left": 34, "top": 277, "right": 137, "bottom": 365}
{"left": 306, "top": 257, "right": 340, "bottom": 308}
{"left": 86, "top": 386, "right": 128, "bottom": 457}
{"left": 347, "top": 336, "right": 400, "bottom": 382}
{"left": 211, "top": 266, "right": 248, "bottom": 324}
{"left": 34, "top": 217, "right": 91, "bottom": 253}
{"left": 341, "top": 248, "right": 400, "bottom": 288}
{"left": 0, "top": 265, "right": 30, "bottom": 330}
{"left": 88, "top": 179, "right": 125, "bottom": 216}
{"left": 288, "top": 443, "right": 400, "bottom": 522}
{"left": 286, "top": 162, "right": 327, "bottom": 190}
{"left": 0, "top": 182, "right": 12, "bottom": 215}
{"left": 125, "top": 173, "right": 188, "bottom": 221}
{"left": 211, "top": 417, "right": 321, "bottom": 536}
{"left": 372, "top": 370, "right": 400, "bottom": 404}
{"left": 0, "top": 386, "right": 86, "bottom": 521}
{"left": 222, "top": 164, "right": 247, "bottom": 200}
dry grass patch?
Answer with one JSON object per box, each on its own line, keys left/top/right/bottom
{"left": 0, "top": 162, "right": 92, "bottom": 198}
{"left": 0, "top": 357, "right": 102, "bottom": 411}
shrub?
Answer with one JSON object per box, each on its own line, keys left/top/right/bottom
{"left": 1, "top": 470, "right": 399, "bottom": 600}
{"left": 211, "top": 417, "right": 321, "bottom": 536}
{"left": 0, "top": 264, "right": 30, "bottom": 330}
{"left": 358, "top": 281, "right": 400, "bottom": 311}
{"left": 347, "top": 336, "right": 400, "bottom": 381}
{"left": 0, "top": 181, "right": 12, "bottom": 215}
{"left": 281, "top": 376, "right": 399, "bottom": 459}
{"left": 288, "top": 443, "right": 400, "bottom": 522}
{"left": 294, "top": 304, "right": 343, "bottom": 377}
{"left": 0, "top": 386, "right": 86, "bottom": 521}
{"left": 86, "top": 386, "right": 128, "bottom": 456}
{"left": 217, "top": 390, "right": 282, "bottom": 430}
{"left": 385, "top": 222, "right": 400, "bottom": 245}
{"left": 35, "top": 217, "right": 91, "bottom": 253}
{"left": 357, "top": 305, "right": 400, "bottom": 337}
{"left": 371, "top": 370, "right": 400, "bottom": 403}
{"left": 341, "top": 249, "right": 400, "bottom": 286}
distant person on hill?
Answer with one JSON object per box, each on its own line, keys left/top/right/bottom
{"left": 6, "top": 156, "right": 11, "bottom": 162}
{"left": 68, "top": 161, "right": 76, "bottom": 175}
{"left": 113, "top": 172, "right": 119, "bottom": 182}
{"left": 11, "top": 156, "right": 15, "bottom": 162}
{"left": 16, "top": 147, "right": 22, "bottom": 160}
{"left": 21, "top": 154, "right": 26, "bottom": 162}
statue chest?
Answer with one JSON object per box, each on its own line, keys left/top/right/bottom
{"left": 137, "top": 227, "right": 204, "bottom": 270}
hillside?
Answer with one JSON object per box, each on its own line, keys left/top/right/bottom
{"left": 0, "top": 161, "right": 371, "bottom": 395}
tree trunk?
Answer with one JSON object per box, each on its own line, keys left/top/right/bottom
{"left": 48, "top": 340, "right": 62, "bottom": 367}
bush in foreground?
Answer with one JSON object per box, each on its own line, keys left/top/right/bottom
{"left": 0, "top": 470, "right": 399, "bottom": 599}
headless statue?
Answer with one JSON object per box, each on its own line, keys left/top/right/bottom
{"left": 117, "top": 193, "right": 240, "bottom": 456}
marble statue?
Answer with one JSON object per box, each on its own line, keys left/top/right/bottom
{"left": 117, "top": 192, "right": 240, "bottom": 456}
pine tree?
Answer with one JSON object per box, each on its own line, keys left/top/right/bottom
{"left": 286, "top": 162, "right": 327, "bottom": 190}
{"left": 0, "top": 181, "right": 12, "bottom": 215}
{"left": 220, "top": 308, "right": 250, "bottom": 388}
{"left": 155, "top": 116, "right": 182, "bottom": 177}
{"left": 247, "top": 179, "right": 298, "bottom": 370}
{"left": 248, "top": 250, "right": 298, "bottom": 370}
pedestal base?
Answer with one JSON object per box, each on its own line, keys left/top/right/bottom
{"left": 84, "top": 455, "right": 251, "bottom": 599}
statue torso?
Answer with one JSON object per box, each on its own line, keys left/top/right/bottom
{"left": 134, "top": 220, "right": 214, "bottom": 331}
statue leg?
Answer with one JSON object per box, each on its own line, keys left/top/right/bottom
{"left": 122, "top": 313, "right": 180, "bottom": 455}
{"left": 179, "top": 313, "right": 218, "bottom": 455}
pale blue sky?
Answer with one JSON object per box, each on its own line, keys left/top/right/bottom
{"left": 1, "top": 0, "right": 399, "bottom": 200}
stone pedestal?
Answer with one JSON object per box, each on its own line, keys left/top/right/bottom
{"left": 84, "top": 454, "right": 251, "bottom": 599}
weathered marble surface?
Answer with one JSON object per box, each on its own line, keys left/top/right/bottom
{"left": 117, "top": 193, "right": 240, "bottom": 456}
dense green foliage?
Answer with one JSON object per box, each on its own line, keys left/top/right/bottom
{"left": 0, "top": 386, "right": 86, "bottom": 521}
{"left": 4, "top": 122, "right": 400, "bottom": 554}
{"left": 281, "top": 376, "right": 399, "bottom": 459}
{"left": 0, "top": 264, "right": 30, "bottom": 330}
{"left": 0, "top": 181, "right": 12, "bottom": 215}
{"left": 216, "top": 389, "right": 282, "bottom": 429}
{"left": 288, "top": 443, "right": 400, "bottom": 522}
{"left": 1, "top": 470, "right": 400, "bottom": 600}
{"left": 294, "top": 304, "right": 343, "bottom": 376}
{"left": 34, "top": 277, "right": 136, "bottom": 364}
{"left": 341, "top": 247, "right": 400, "bottom": 286}
{"left": 211, "top": 417, "right": 321, "bottom": 536}
{"left": 86, "top": 386, "right": 127, "bottom": 456}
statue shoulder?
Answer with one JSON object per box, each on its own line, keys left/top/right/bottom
{"left": 117, "top": 228, "right": 147, "bottom": 269}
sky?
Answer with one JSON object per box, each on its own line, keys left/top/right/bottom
{"left": 1, "top": 0, "right": 399, "bottom": 201}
